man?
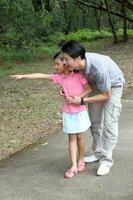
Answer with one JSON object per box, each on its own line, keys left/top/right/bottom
{"left": 61, "top": 40, "right": 125, "bottom": 176}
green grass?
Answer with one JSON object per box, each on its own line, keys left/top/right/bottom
{"left": 0, "top": 45, "right": 58, "bottom": 65}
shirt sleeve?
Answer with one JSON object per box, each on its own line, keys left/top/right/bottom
{"left": 51, "top": 74, "right": 61, "bottom": 85}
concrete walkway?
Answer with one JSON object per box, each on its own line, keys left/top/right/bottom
{"left": 0, "top": 100, "right": 133, "bottom": 200}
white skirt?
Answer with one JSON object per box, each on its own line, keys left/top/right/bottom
{"left": 63, "top": 110, "right": 91, "bottom": 134}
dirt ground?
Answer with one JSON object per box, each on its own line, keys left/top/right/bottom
{"left": 0, "top": 38, "right": 133, "bottom": 161}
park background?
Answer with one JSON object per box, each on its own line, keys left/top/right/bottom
{"left": 0, "top": 0, "right": 133, "bottom": 160}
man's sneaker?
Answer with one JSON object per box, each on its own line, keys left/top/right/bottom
{"left": 97, "top": 164, "right": 110, "bottom": 176}
{"left": 84, "top": 155, "right": 99, "bottom": 163}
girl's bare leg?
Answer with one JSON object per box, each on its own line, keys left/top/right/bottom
{"left": 68, "top": 134, "right": 77, "bottom": 169}
{"left": 64, "top": 133, "right": 85, "bottom": 178}
{"left": 77, "top": 133, "right": 84, "bottom": 163}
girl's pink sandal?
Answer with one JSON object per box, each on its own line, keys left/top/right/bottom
{"left": 64, "top": 167, "right": 78, "bottom": 178}
{"left": 77, "top": 160, "right": 85, "bottom": 172}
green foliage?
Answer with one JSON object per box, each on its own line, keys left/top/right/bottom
{"left": 0, "top": 0, "right": 133, "bottom": 63}
{"left": 47, "top": 29, "right": 113, "bottom": 45}
{"left": 0, "top": 47, "right": 34, "bottom": 63}
{"left": 117, "top": 29, "right": 133, "bottom": 36}
{"left": 66, "top": 30, "right": 112, "bottom": 41}
{"left": 1, "top": 0, "right": 133, "bottom": 52}
{"left": 0, "top": 0, "right": 54, "bottom": 48}
{"left": 1, "top": 28, "right": 133, "bottom": 63}
{"left": 0, "top": 42, "right": 58, "bottom": 63}
{"left": 128, "top": 29, "right": 133, "bottom": 36}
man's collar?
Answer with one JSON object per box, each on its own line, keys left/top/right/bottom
{"left": 85, "top": 53, "right": 91, "bottom": 74}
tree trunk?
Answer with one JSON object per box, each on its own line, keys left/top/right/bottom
{"left": 77, "top": 0, "right": 133, "bottom": 23}
{"left": 94, "top": 8, "right": 101, "bottom": 31}
{"left": 62, "top": 0, "right": 69, "bottom": 34}
{"left": 121, "top": 0, "right": 128, "bottom": 42}
{"left": 104, "top": 0, "right": 118, "bottom": 44}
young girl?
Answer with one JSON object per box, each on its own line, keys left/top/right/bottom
{"left": 10, "top": 52, "right": 92, "bottom": 178}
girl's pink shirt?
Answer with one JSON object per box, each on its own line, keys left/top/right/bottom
{"left": 51, "top": 72, "right": 88, "bottom": 113}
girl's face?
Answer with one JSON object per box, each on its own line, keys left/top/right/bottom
{"left": 54, "top": 58, "right": 65, "bottom": 73}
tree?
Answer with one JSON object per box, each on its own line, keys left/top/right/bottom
{"left": 121, "top": 0, "right": 128, "bottom": 42}
{"left": 32, "top": 0, "right": 56, "bottom": 12}
{"left": 104, "top": 0, "right": 118, "bottom": 43}
{"left": 77, "top": 0, "right": 133, "bottom": 42}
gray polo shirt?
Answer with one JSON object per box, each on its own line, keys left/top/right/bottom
{"left": 85, "top": 53, "right": 125, "bottom": 91}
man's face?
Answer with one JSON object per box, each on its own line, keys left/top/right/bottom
{"left": 62, "top": 53, "right": 80, "bottom": 71}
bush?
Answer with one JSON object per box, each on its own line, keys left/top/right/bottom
{"left": 66, "top": 29, "right": 112, "bottom": 41}
{"left": 1, "top": 29, "right": 132, "bottom": 63}
{"left": 0, "top": 47, "right": 33, "bottom": 63}
{"left": 47, "top": 29, "right": 113, "bottom": 45}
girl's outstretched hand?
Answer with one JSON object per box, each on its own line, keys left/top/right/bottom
{"left": 10, "top": 75, "right": 23, "bottom": 80}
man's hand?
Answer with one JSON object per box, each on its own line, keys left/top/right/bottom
{"left": 66, "top": 96, "right": 81, "bottom": 104}
{"left": 66, "top": 96, "right": 74, "bottom": 103}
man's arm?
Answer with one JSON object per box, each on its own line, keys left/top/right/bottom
{"left": 68, "top": 89, "right": 112, "bottom": 104}
{"left": 83, "top": 89, "right": 112, "bottom": 103}
{"left": 79, "top": 83, "right": 92, "bottom": 98}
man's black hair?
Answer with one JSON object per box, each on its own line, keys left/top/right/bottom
{"left": 61, "top": 40, "right": 86, "bottom": 59}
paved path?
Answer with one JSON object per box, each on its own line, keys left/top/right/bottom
{"left": 0, "top": 100, "right": 133, "bottom": 200}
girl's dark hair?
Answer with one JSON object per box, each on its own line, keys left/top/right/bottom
{"left": 61, "top": 40, "right": 86, "bottom": 59}
{"left": 53, "top": 52, "right": 63, "bottom": 61}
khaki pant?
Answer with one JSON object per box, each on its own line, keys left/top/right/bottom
{"left": 88, "top": 86, "right": 123, "bottom": 167}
